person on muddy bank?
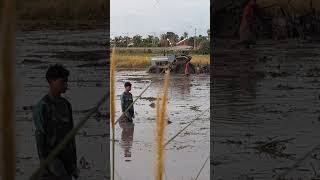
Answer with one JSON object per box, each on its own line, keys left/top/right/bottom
{"left": 120, "top": 82, "right": 135, "bottom": 122}
{"left": 33, "top": 64, "right": 79, "bottom": 180}
{"left": 239, "top": 0, "right": 260, "bottom": 48}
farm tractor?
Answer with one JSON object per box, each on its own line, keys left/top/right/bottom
{"left": 147, "top": 45, "right": 205, "bottom": 74}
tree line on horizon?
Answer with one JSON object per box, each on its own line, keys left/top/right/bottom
{"left": 110, "top": 30, "right": 210, "bottom": 54}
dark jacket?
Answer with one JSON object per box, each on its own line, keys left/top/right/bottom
{"left": 120, "top": 92, "right": 134, "bottom": 120}
{"left": 33, "top": 94, "right": 77, "bottom": 177}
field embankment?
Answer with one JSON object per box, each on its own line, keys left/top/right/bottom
{"left": 113, "top": 52, "right": 210, "bottom": 69}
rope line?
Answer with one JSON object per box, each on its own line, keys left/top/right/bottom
{"left": 164, "top": 107, "right": 209, "bottom": 147}
{"left": 28, "top": 65, "right": 185, "bottom": 179}
{"left": 194, "top": 155, "right": 210, "bottom": 180}
{"left": 28, "top": 94, "right": 108, "bottom": 180}
{"left": 115, "top": 67, "right": 168, "bottom": 125}
{"left": 115, "top": 81, "right": 153, "bottom": 125}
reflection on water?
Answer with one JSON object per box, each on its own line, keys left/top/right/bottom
{"left": 151, "top": 74, "right": 192, "bottom": 99}
{"left": 119, "top": 120, "right": 135, "bottom": 159}
{"left": 173, "top": 75, "right": 192, "bottom": 96}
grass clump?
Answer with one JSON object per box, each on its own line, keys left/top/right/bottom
{"left": 114, "top": 52, "right": 210, "bottom": 69}
{"left": 110, "top": 47, "right": 116, "bottom": 180}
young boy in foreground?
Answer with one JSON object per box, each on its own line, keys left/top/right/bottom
{"left": 33, "top": 64, "right": 79, "bottom": 180}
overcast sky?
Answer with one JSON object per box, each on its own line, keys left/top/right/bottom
{"left": 110, "top": 0, "right": 210, "bottom": 38}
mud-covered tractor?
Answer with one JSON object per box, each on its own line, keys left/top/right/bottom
{"left": 147, "top": 46, "right": 197, "bottom": 74}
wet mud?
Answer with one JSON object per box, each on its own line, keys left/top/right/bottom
{"left": 113, "top": 71, "right": 210, "bottom": 180}
{"left": 213, "top": 39, "right": 320, "bottom": 179}
{"left": 16, "top": 25, "right": 109, "bottom": 180}
{"left": 15, "top": 24, "right": 209, "bottom": 180}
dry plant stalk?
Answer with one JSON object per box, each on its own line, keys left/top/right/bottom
{"left": 0, "top": 0, "right": 16, "bottom": 179}
{"left": 155, "top": 71, "right": 170, "bottom": 180}
{"left": 110, "top": 47, "right": 116, "bottom": 180}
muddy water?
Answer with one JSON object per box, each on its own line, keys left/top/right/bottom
{"left": 15, "top": 25, "right": 210, "bottom": 180}
{"left": 213, "top": 40, "right": 320, "bottom": 179}
{"left": 15, "top": 25, "right": 109, "bottom": 180}
{"left": 113, "top": 71, "right": 210, "bottom": 180}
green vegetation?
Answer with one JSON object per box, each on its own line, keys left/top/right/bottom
{"left": 112, "top": 52, "right": 210, "bottom": 69}
{"left": 111, "top": 31, "right": 211, "bottom": 55}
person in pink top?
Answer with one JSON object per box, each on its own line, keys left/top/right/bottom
{"left": 239, "top": 0, "right": 258, "bottom": 47}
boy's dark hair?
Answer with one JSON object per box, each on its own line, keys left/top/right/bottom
{"left": 124, "top": 82, "right": 132, "bottom": 87}
{"left": 46, "top": 64, "right": 70, "bottom": 83}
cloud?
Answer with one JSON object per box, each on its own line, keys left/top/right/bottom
{"left": 111, "top": 0, "right": 209, "bottom": 37}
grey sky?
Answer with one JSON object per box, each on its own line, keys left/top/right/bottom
{"left": 111, "top": 0, "right": 210, "bottom": 38}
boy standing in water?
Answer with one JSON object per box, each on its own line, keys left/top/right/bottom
{"left": 120, "top": 82, "right": 134, "bottom": 122}
{"left": 33, "top": 64, "right": 79, "bottom": 180}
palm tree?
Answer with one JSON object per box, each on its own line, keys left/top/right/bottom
{"left": 183, "top": 32, "right": 188, "bottom": 39}
{"left": 160, "top": 34, "right": 168, "bottom": 47}
{"left": 166, "top": 32, "right": 178, "bottom": 44}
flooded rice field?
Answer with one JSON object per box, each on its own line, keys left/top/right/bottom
{"left": 113, "top": 71, "right": 210, "bottom": 180}
{"left": 15, "top": 24, "right": 109, "bottom": 180}
{"left": 213, "top": 39, "right": 320, "bottom": 179}
{"left": 14, "top": 24, "right": 210, "bottom": 180}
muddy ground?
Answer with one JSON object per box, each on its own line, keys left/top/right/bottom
{"left": 113, "top": 71, "right": 210, "bottom": 180}
{"left": 212, "top": 39, "right": 320, "bottom": 179}
{"left": 14, "top": 24, "right": 210, "bottom": 180}
{"left": 15, "top": 24, "right": 110, "bottom": 180}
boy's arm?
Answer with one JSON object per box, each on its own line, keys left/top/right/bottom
{"left": 68, "top": 103, "right": 79, "bottom": 177}
{"left": 131, "top": 94, "right": 134, "bottom": 114}
{"left": 33, "top": 102, "right": 49, "bottom": 162}
{"left": 129, "top": 94, "right": 135, "bottom": 118}
{"left": 120, "top": 94, "right": 125, "bottom": 112}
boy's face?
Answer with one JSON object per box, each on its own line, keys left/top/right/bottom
{"left": 50, "top": 78, "right": 68, "bottom": 94}
{"left": 125, "top": 85, "right": 131, "bottom": 92}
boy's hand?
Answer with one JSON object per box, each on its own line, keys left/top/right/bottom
{"left": 72, "top": 167, "right": 80, "bottom": 179}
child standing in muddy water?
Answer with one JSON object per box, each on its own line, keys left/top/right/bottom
{"left": 33, "top": 64, "right": 79, "bottom": 180}
{"left": 120, "top": 82, "right": 135, "bottom": 122}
